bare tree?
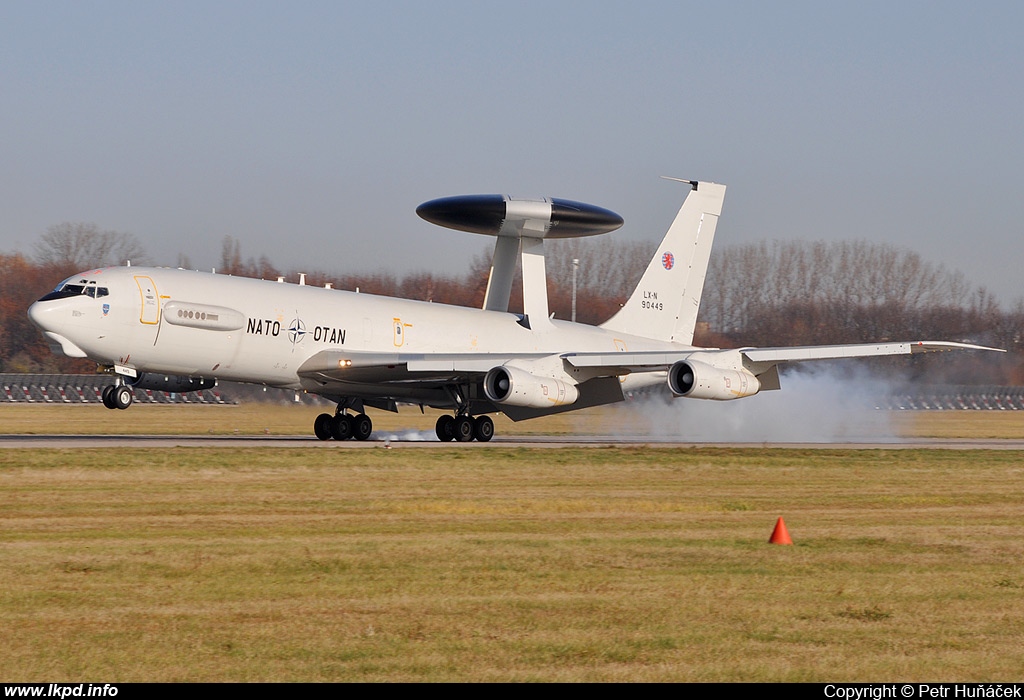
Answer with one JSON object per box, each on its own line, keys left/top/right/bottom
{"left": 700, "top": 240, "right": 996, "bottom": 346}
{"left": 220, "top": 236, "right": 244, "bottom": 275}
{"left": 0, "top": 253, "right": 91, "bottom": 372}
{"left": 33, "top": 222, "right": 148, "bottom": 275}
{"left": 546, "top": 238, "right": 655, "bottom": 302}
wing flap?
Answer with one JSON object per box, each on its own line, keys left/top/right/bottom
{"left": 561, "top": 351, "right": 688, "bottom": 372}
{"left": 297, "top": 349, "right": 550, "bottom": 383}
{"left": 562, "top": 340, "right": 1003, "bottom": 375}
{"left": 406, "top": 357, "right": 506, "bottom": 373}
{"left": 742, "top": 341, "right": 1004, "bottom": 365}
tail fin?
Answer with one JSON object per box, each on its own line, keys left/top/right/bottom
{"left": 600, "top": 180, "right": 725, "bottom": 344}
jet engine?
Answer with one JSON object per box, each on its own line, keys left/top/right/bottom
{"left": 667, "top": 359, "right": 760, "bottom": 401}
{"left": 483, "top": 365, "right": 579, "bottom": 409}
{"left": 127, "top": 373, "right": 216, "bottom": 394}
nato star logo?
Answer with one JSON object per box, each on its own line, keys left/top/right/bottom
{"left": 288, "top": 318, "right": 306, "bottom": 345}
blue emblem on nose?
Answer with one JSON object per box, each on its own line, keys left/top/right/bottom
{"left": 102, "top": 304, "right": 110, "bottom": 316}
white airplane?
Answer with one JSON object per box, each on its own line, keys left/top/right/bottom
{"left": 27, "top": 180, "right": 1000, "bottom": 442}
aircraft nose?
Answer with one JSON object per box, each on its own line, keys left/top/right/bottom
{"left": 27, "top": 299, "right": 90, "bottom": 359}
{"left": 27, "top": 300, "right": 49, "bottom": 330}
{"left": 27, "top": 298, "right": 65, "bottom": 333}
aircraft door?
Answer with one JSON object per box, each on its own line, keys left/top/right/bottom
{"left": 392, "top": 318, "right": 412, "bottom": 347}
{"left": 135, "top": 276, "right": 160, "bottom": 325}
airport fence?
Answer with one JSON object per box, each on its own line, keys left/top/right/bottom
{"left": 2, "top": 374, "right": 1023, "bottom": 410}
{"left": 0, "top": 373, "right": 229, "bottom": 405}
{"left": 880, "top": 385, "right": 1024, "bottom": 411}
{"left": 0, "top": 374, "right": 339, "bottom": 406}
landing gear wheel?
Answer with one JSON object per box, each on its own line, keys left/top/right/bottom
{"left": 435, "top": 415, "right": 455, "bottom": 442}
{"left": 113, "top": 385, "right": 134, "bottom": 410}
{"left": 352, "top": 413, "right": 372, "bottom": 441}
{"left": 101, "top": 385, "right": 117, "bottom": 410}
{"left": 454, "top": 415, "right": 474, "bottom": 442}
{"left": 330, "top": 413, "right": 353, "bottom": 440}
{"left": 473, "top": 415, "right": 494, "bottom": 442}
{"left": 313, "top": 413, "right": 333, "bottom": 441}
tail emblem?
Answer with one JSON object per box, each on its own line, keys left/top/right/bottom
{"left": 662, "top": 252, "right": 675, "bottom": 270}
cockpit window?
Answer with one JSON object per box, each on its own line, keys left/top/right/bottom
{"left": 37, "top": 282, "right": 109, "bottom": 302}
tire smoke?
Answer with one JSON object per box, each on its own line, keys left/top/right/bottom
{"left": 618, "top": 365, "right": 902, "bottom": 443}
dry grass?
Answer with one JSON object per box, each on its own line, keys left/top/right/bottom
{"left": 2, "top": 446, "right": 1023, "bottom": 681}
{"left": 4, "top": 402, "right": 1024, "bottom": 440}
{"left": 894, "top": 411, "right": 1024, "bottom": 439}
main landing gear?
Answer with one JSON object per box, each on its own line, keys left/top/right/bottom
{"left": 435, "top": 414, "right": 494, "bottom": 442}
{"left": 101, "top": 383, "right": 134, "bottom": 410}
{"left": 314, "top": 411, "right": 373, "bottom": 441}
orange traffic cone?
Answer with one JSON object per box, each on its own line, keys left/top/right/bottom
{"left": 769, "top": 517, "right": 793, "bottom": 545}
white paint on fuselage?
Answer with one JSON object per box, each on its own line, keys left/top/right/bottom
{"left": 29, "top": 266, "right": 691, "bottom": 392}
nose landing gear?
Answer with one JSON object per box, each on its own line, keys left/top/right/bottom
{"left": 101, "top": 383, "right": 134, "bottom": 410}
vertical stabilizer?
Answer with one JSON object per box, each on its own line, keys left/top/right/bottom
{"left": 600, "top": 180, "right": 725, "bottom": 344}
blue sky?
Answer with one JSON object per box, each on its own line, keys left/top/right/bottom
{"left": 2, "top": 1, "right": 1022, "bottom": 302}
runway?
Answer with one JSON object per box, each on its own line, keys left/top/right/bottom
{"left": 3, "top": 433, "right": 1024, "bottom": 449}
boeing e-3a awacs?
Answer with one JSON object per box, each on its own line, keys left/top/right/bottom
{"left": 27, "top": 179, "right": 999, "bottom": 442}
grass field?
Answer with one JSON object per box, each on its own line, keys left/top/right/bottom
{"left": 2, "top": 414, "right": 1023, "bottom": 681}
{"left": 5, "top": 401, "right": 1024, "bottom": 440}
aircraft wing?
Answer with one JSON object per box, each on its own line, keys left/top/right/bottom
{"left": 739, "top": 341, "right": 1004, "bottom": 364}
{"left": 297, "top": 349, "right": 552, "bottom": 383}
{"left": 562, "top": 340, "right": 1003, "bottom": 373}
{"left": 300, "top": 341, "right": 1002, "bottom": 383}
{"left": 295, "top": 348, "right": 626, "bottom": 419}
{"left": 295, "top": 350, "right": 520, "bottom": 413}
{"left": 295, "top": 341, "right": 1001, "bottom": 412}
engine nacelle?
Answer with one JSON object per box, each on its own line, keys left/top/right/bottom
{"left": 667, "top": 359, "right": 760, "bottom": 401}
{"left": 128, "top": 373, "right": 216, "bottom": 394}
{"left": 483, "top": 365, "right": 579, "bottom": 409}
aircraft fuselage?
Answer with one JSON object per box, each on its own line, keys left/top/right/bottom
{"left": 29, "top": 266, "right": 678, "bottom": 394}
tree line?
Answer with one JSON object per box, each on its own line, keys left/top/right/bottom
{"left": 700, "top": 241, "right": 1024, "bottom": 385}
{"left": 2, "top": 221, "right": 1021, "bottom": 383}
